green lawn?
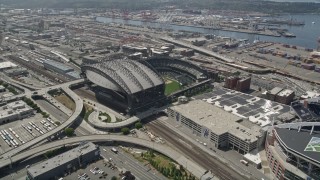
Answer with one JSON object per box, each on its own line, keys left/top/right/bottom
{"left": 165, "top": 79, "right": 181, "bottom": 95}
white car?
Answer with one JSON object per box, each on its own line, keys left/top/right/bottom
{"left": 89, "top": 169, "right": 97, "bottom": 174}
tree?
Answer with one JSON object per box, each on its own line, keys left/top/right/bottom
{"left": 64, "top": 128, "right": 74, "bottom": 137}
{"left": 135, "top": 122, "right": 143, "bottom": 129}
{"left": 111, "top": 176, "right": 117, "bottom": 180}
{"left": 234, "top": 71, "right": 241, "bottom": 76}
{"left": 121, "top": 127, "right": 130, "bottom": 135}
{"left": 55, "top": 121, "right": 61, "bottom": 126}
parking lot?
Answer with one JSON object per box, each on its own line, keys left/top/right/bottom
{"left": 66, "top": 146, "right": 166, "bottom": 180}
{"left": 0, "top": 114, "right": 58, "bottom": 154}
{"left": 65, "top": 158, "right": 118, "bottom": 180}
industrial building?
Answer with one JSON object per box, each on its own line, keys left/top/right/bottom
{"left": 224, "top": 76, "right": 251, "bottom": 92}
{"left": 173, "top": 48, "right": 195, "bottom": 57}
{"left": 266, "top": 87, "right": 295, "bottom": 105}
{"left": 82, "top": 53, "right": 125, "bottom": 64}
{"left": 0, "top": 61, "right": 18, "bottom": 71}
{"left": 65, "top": 71, "right": 80, "bottom": 79}
{"left": 4, "top": 67, "right": 29, "bottom": 77}
{"left": 150, "top": 48, "right": 169, "bottom": 57}
{"left": 0, "top": 100, "right": 34, "bottom": 124}
{"left": 265, "top": 123, "right": 320, "bottom": 180}
{"left": 122, "top": 44, "right": 148, "bottom": 56}
{"left": 27, "top": 142, "right": 100, "bottom": 180}
{"left": 43, "top": 60, "right": 74, "bottom": 74}
{"left": 43, "top": 60, "right": 79, "bottom": 79}
{"left": 167, "top": 100, "right": 263, "bottom": 154}
{"left": 128, "top": 52, "right": 143, "bottom": 60}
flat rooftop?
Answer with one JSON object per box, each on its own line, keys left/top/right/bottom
{"left": 28, "top": 142, "right": 98, "bottom": 178}
{"left": 44, "top": 60, "right": 73, "bottom": 72}
{"left": 270, "top": 87, "right": 283, "bottom": 95}
{"left": 0, "top": 61, "right": 17, "bottom": 70}
{"left": 195, "top": 87, "right": 292, "bottom": 126}
{"left": 0, "top": 100, "right": 33, "bottom": 119}
{"left": 171, "top": 100, "right": 260, "bottom": 142}
{"left": 278, "top": 89, "right": 294, "bottom": 97}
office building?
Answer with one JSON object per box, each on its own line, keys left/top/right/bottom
{"left": 224, "top": 76, "right": 251, "bottom": 92}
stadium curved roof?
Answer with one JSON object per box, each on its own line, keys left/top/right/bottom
{"left": 275, "top": 127, "right": 320, "bottom": 165}
{"left": 82, "top": 60, "right": 164, "bottom": 94}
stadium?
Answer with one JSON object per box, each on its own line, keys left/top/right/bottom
{"left": 144, "top": 57, "right": 208, "bottom": 86}
{"left": 291, "top": 98, "right": 320, "bottom": 122}
{"left": 81, "top": 57, "right": 208, "bottom": 114}
{"left": 265, "top": 122, "right": 320, "bottom": 180}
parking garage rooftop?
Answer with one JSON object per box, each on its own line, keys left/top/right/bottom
{"left": 171, "top": 100, "right": 261, "bottom": 142}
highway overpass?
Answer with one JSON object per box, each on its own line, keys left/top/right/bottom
{"left": 88, "top": 105, "right": 168, "bottom": 129}
{"left": 0, "top": 79, "right": 85, "bottom": 159}
{"left": 0, "top": 135, "right": 208, "bottom": 179}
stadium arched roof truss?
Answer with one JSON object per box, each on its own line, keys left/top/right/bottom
{"left": 82, "top": 59, "right": 164, "bottom": 95}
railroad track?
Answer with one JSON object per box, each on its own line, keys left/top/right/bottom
{"left": 7, "top": 55, "right": 69, "bottom": 83}
{"left": 146, "top": 121, "right": 246, "bottom": 180}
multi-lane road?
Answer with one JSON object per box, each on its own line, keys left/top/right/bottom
{"left": 101, "top": 146, "right": 167, "bottom": 180}
{"left": 146, "top": 120, "right": 248, "bottom": 180}
{"left": 0, "top": 135, "right": 208, "bottom": 179}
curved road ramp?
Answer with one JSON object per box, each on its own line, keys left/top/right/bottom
{"left": 0, "top": 135, "right": 209, "bottom": 179}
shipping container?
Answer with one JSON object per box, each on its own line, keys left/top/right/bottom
{"left": 302, "top": 64, "right": 315, "bottom": 70}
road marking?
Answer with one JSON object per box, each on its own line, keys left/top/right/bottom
{"left": 178, "top": 138, "right": 193, "bottom": 149}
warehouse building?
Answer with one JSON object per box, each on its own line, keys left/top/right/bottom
{"left": 4, "top": 67, "right": 29, "bottom": 77}
{"left": 0, "top": 100, "right": 34, "bottom": 124}
{"left": 66, "top": 71, "right": 81, "bottom": 80}
{"left": 167, "top": 100, "right": 263, "bottom": 154}
{"left": 27, "top": 142, "right": 100, "bottom": 180}
{"left": 43, "top": 60, "right": 74, "bottom": 74}
{"left": 122, "top": 44, "right": 148, "bottom": 56}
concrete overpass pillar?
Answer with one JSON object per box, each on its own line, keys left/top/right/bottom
{"left": 308, "top": 163, "right": 313, "bottom": 175}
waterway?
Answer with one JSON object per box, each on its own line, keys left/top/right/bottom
{"left": 96, "top": 14, "right": 320, "bottom": 49}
